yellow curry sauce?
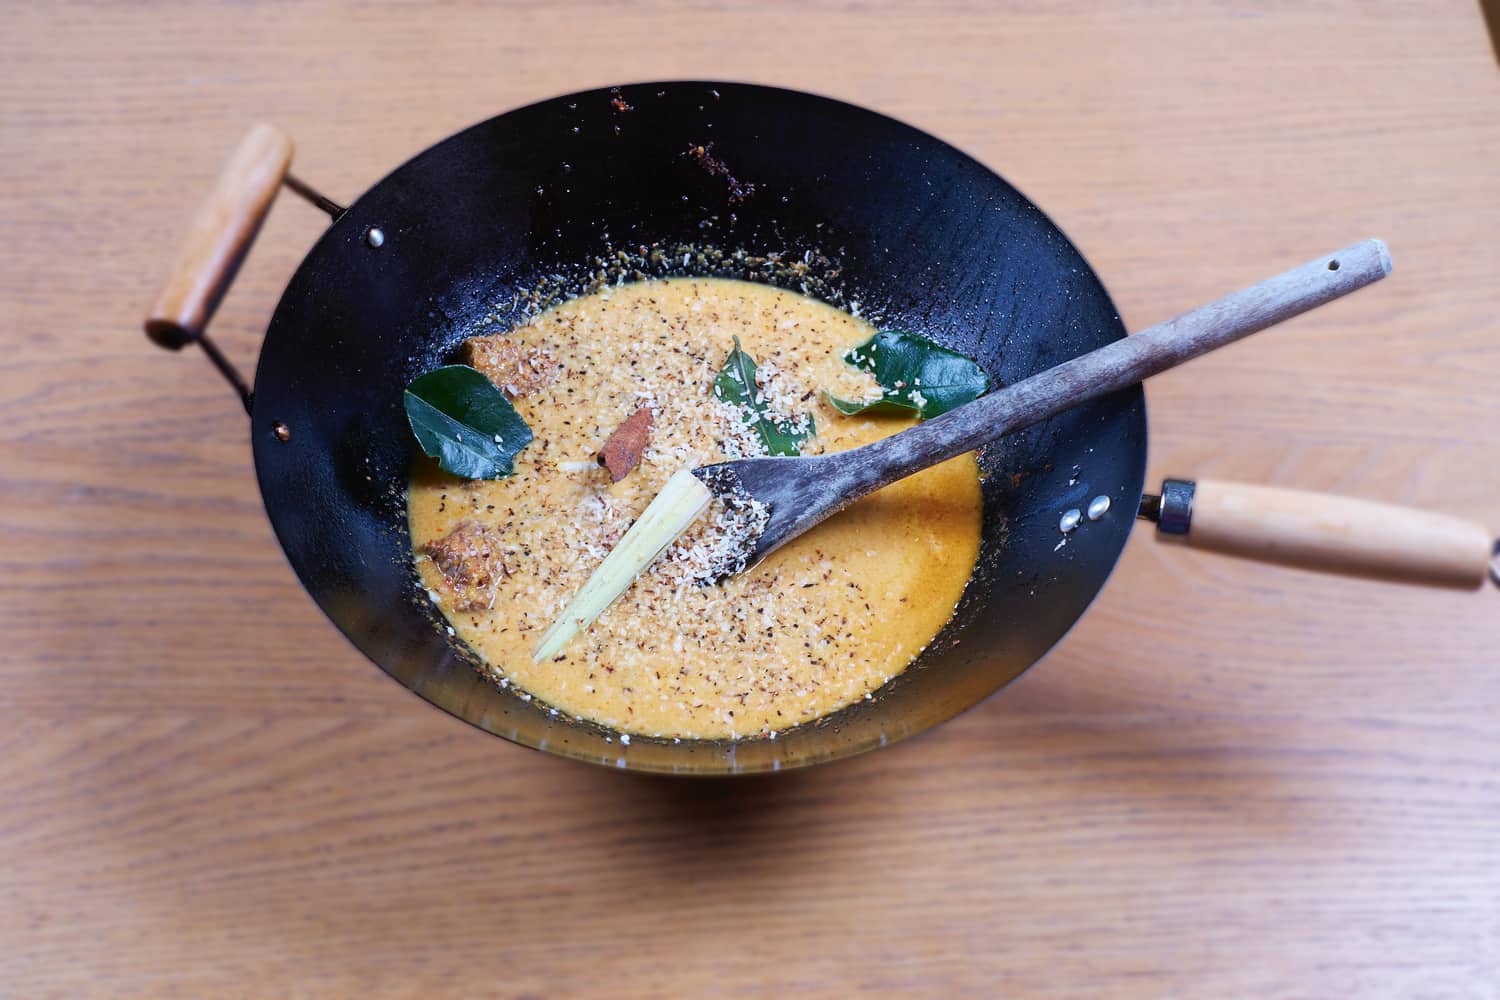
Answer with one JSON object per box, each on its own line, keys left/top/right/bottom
{"left": 408, "top": 278, "right": 982, "bottom": 740}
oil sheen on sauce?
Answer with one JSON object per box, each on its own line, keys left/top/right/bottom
{"left": 408, "top": 278, "right": 982, "bottom": 740}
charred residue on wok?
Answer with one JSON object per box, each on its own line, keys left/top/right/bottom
{"left": 686, "top": 143, "right": 757, "bottom": 204}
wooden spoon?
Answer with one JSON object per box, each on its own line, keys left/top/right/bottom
{"left": 696, "top": 239, "right": 1393, "bottom": 565}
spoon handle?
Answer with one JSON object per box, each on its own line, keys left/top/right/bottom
{"left": 848, "top": 238, "right": 1391, "bottom": 486}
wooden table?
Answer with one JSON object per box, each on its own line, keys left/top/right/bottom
{"left": 5, "top": 3, "right": 1498, "bottom": 995}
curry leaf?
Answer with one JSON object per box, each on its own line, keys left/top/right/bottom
{"left": 404, "top": 365, "right": 533, "bottom": 479}
{"left": 828, "top": 330, "right": 990, "bottom": 419}
{"left": 712, "top": 337, "right": 813, "bottom": 456}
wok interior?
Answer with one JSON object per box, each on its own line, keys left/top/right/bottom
{"left": 251, "top": 82, "right": 1146, "bottom": 774}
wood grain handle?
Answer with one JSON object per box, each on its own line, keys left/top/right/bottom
{"left": 1168, "top": 479, "right": 1495, "bottom": 589}
{"left": 144, "top": 124, "right": 293, "bottom": 350}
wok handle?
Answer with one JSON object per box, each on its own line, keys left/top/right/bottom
{"left": 1147, "top": 479, "right": 1497, "bottom": 589}
{"left": 145, "top": 124, "right": 293, "bottom": 351}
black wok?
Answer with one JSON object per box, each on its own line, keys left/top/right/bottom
{"left": 145, "top": 83, "right": 1492, "bottom": 775}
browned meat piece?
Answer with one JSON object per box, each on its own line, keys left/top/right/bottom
{"left": 459, "top": 334, "right": 558, "bottom": 398}
{"left": 423, "top": 521, "right": 508, "bottom": 611}
{"left": 597, "top": 406, "right": 653, "bottom": 482}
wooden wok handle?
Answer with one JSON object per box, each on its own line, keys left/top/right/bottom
{"left": 1151, "top": 479, "right": 1497, "bottom": 589}
{"left": 144, "top": 124, "right": 293, "bottom": 350}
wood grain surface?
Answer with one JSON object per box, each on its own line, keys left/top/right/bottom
{"left": 3, "top": 2, "right": 1498, "bottom": 996}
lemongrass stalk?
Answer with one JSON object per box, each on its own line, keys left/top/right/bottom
{"left": 533, "top": 469, "right": 711, "bottom": 662}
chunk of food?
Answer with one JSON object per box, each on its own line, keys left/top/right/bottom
{"left": 422, "top": 521, "right": 508, "bottom": 610}
{"left": 598, "top": 406, "right": 653, "bottom": 482}
{"left": 460, "top": 334, "right": 558, "bottom": 398}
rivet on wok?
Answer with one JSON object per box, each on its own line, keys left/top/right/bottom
{"left": 272, "top": 421, "right": 291, "bottom": 442}
{"left": 1059, "top": 508, "right": 1082, "bottom": 533}
{"left": 1087, "top": 495, "right": 1112, "bottom": 520}
{"left": 365, "top": 226, "right": 385, "bottom": 248}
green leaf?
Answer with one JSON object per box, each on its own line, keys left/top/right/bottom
{"left": 712, "top": 337, "right": 814, "bottom": 457}
{"left": 827, "top": 330, "right": 990, "bottom": 419}
{"left": 404, "top": 365, "right": 534, "bottom": 479}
